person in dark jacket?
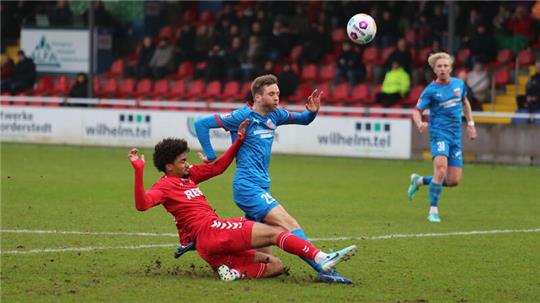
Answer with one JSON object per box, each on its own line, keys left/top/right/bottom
{"left": 517, "top": 60, "right": 540, "bottom": 122}
{"left": 135, "top": 36, "right": 155, "bottom": 79}
{"left": 69, "top": 73, "right": 89, "bottom": 98}
{"left": 1, "top": 50, "right": 36, "bottom": 94}
{"left": 334, "top": 42, "right": 365, "bottom": 86}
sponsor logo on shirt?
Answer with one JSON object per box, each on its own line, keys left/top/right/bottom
{"left": 253, "top": 129, "right": 274, "bottom": 139}
{"left": 454, "top": 88, "right": 461, "bottom": 97}
{"left": 266, "top": 119, "right": 276, "bottom": 129}
{"left": 220, "top": 113, "right": 232, "bottom": 119}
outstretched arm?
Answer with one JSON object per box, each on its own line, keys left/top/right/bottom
{"left": 194, "top": 115, "right": 222, "bottom": 162}
{"left": 190, "top": 119, "right": 248, "bottom": 184}
{"left": 128, "top": 149, "right": 164, "bottom": 211}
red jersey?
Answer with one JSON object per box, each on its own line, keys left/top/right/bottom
{"left": 131, "top": 138, "right": 243, "bottom": 241}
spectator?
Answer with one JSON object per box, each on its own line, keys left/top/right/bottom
{"left": 493, "top": 4, "right": 511, "bottom": 36}
{"left": 194, "top": 24, "right": 214, "bottom": 62}
{"left": 508, "top": 6, "right": 535, "bottom": 45}
{"left": 277, "top": 61, "right": 299, "bottom": 100}
{"left": 240, "top": 35, "right": 263, "bottom": 82}
{"left": 224, "top": 36, "right": 243, "bottom": 81}
{"left": 1, "top": 50, "right": 36, "bottom": 94}
{"left": 386, "top": 38, "right": 413, "bottom": 76}
{"left": 256, "top": 60, "right": 275, "bottom": 77}
{"left": 205, "top": 44, "right": 226, "bottom": 81}
{"left": 517, "top": 60, "right": 540, "bottom": 123}
{"left": 457, "top": 69, "right": 483, "bottom": 111}
{"left": 375, "top": 61, "right": 410, "bottom": 107}
{"left": 48, "top": 0, "right": 72, "bottom": 26}
{"left": 175, "top": 24, "right": 196, "bottom": 63}
{"left": 298, "top": 23, "right": 332, "bottom": 64}
{"left": 377, "top": 10, "right": 399, "bottom": 48}
{"left": 1, "top": 54, "right": 14, "bottom": 82}
{"left": 134, "top": 36, "right": 155, "bottom": 79}
{"left": 466, "top": 63, "right": 490, "bottom": 103}
{"left": 149, "top": 39, "right": 175, "bottom": 79}
{"left": 68, "top": 72, "right": 89, "bottom": 100}
{"left": 467, "top": 25, "right": 497, "bottom": 67}
{"left": 334, "top": 41, "right": 365, "bottom": 87}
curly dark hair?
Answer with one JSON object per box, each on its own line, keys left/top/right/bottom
{"left": 153, "top": 138, "right": 189, "bottom": 172}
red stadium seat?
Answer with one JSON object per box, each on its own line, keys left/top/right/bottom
{"left": 381, "top": 47, "right": 395, "bottom": 65}
{"left": 350, "top": 83, "right": 369, "bottom": 103}
{"left": 186, "top": 80, "right": 205, "bottom": 99}
{"left": 330, "top": 83, "right": 350, "bottom": 103}
{"left": 362, "top": 47, "right": 379, "bottom": 65}
{"left": 103, "top": 59, "right": 124, "bottom": 78}
{"left": 406, "top": 85, "right": 424, "bottom": 105}
{"left": 415, "top": 47, "right": 431, "bottom": 66}
{"left": 319, "top": 64, "right": 336, "bottom": 82}
{"left": 386, "top": 104, "right": 404, "bottom": 118}
{"left": 150, "top": 79, "right": 169, "bottom": 98}
{"left": 240, "top": 81, "right": 252, "bottom": 101}
{"left": 203, "top": 80, "right": 222, "bottom": 99}
{"left": 168, "top": 79, "right": 187, "bottom": 99}
{"left": 93, "top": 78, "right": 101, "bottom": 96}
{"left": 50, "top": 76, "right": 70, "bottom": 96}
{"left": 496, "top": 49, "right": 513, "bottom": 66}
{"left": 135, "top": 79, "right": 153, "bottom": 97}
{"left": 32, "top": 76, "right": 53, "bottom": 96}
{"left": 289, "top": 45, "right": 303, "bottom": 62}
{"left": 175, "top": 61, "right": 193, "bottom": 79}
{"left": 456, "top": 48, "right": 470, "bottom": 67}
{"left": 317, "top": 82, "right": 331, "bottom": 100}
{"left": 100, "top": 78, "right": 118, "bottom": 97}
{"left": 222, "top": 81, "right": 240, "bottom": 100}
{"left": 200, "top": 11, "right": 215, "bottom": 25}
{"left": 494, "top": 69, "right": 511, "bottom": 87}
{"left": 118, "top": 78, "right": 136, "bottom": 98}
{"left": 368, "top": 104, "right": 384, "bottom": 118}
{"left": 159, "top": 26, "right": 173, "bottom": 42}
{"left": 368, "top": 84, "right": 382, "bottom": 104}
{"left": 300, "top": 64, "right": 318, "bottom": 82}
{"left": 289, "top": 82, "right": 313, "bottom": 103}
{"left": 517, "top": 49, "right": 534, "bottom": 66}
{"left": 332, "top": 28, "right": 346, "bottom": 43}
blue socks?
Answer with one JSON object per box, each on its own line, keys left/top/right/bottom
{"left": 291, "top": 229, "right": 323, "bottom": 273}
{"left": 422, "top": 176, "right": 447, "bottom": 186}
{"left": 429, "top": 182, "right": 442, "bottom": 207}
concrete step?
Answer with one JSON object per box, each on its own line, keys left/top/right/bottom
{"left": 474, "top": 116, "right": 512, "bottom": 124}
{"left": 482, "top": 103, "right": 516, "bottom": 112}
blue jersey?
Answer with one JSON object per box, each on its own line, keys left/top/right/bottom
{"left": 194, "top": 104, "right": 317, "bottom": 189}
{"left": 417, "top": 77, "right": 467, "bottom": 142}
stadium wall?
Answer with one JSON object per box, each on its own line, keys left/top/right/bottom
{"left": 0, "top": 106, "right": 411, "bottom": 159}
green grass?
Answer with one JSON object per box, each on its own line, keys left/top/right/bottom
{"left": 1, "top": 143, "right": 539, "bottom": 302}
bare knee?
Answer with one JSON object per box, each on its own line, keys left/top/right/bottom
{"left": 445, "top": 177, "right": 461, "bottom": 187}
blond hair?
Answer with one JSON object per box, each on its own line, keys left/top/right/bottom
{"left": 427, "top": 52, "right": 454, "bottom": 68}
{"left": 251, "top": 74, "right": 278, "bottom": 97}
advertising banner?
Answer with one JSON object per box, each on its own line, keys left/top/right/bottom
{"left": 21, "top": 28, "right": 90, "bottom": 73}
{"left": 1, "top": 107, "right": 411, "bottom": 159}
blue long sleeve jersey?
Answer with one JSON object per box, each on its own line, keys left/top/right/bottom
{"left": 194, "top": 104, "right": 317, "bottom": 188}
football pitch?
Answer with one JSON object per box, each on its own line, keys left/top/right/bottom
{"left": 1, "top": 143, "right": 539, "bottom": 302}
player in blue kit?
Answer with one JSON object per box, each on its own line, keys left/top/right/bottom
{"left": 190, "top": 74, "right": 351, "bottom": 284}
{"left": 407, "top": 52, "right": 477, "bottom": 223}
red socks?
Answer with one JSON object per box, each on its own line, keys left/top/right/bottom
{"left": 276, "top": 232, "right": 320, "bottom": 260}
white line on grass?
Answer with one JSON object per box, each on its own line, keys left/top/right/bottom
{"left": 1, "top": 228, "right": 539, "bottom": 255}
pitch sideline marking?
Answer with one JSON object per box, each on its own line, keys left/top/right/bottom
{"left": 1, "top": 228, "right": 539, "bottom": 255}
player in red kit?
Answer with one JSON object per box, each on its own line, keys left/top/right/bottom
{"left": 128, "top": 120, "right": 357, "bottom": 281}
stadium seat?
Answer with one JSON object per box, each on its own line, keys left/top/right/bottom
{"left": 496, "top": 49, "right": 514, "bottom": 66}
{"left": 368, "top": 104, "right": 384, "bottom": 118}
{"left": 32, "top": 76, "right": 53, "bottom": 96}
{"left": 118, "top": 78, "right": 136, "bottom": 98}
{"left": 103, "top": 59, "right": 124, "bottom": 78}
{"left": 150, "top": 79, "right": 169, "bottom": 98}
{"left": 100, "top": 78, "right": 118, "bottom": 97}
{"left": 200, "top": 11, "right": 215, "bottom": 25}
{"left": 456, "top": 48, "right": 470, "bottom": 67}
{"left": 362, "top": 47, "right": 379, "bottom": 65}
{"left": 175, "top": 61, "right": 193, "bottom": 79}
{"left": 386, "top": 104, "right": 404, "bottom": 118}
{"left": 350, "top": 83, "right": 369, "bottom": 104}
{"left": 167, "top": 79, "right": 187, "bottom": 99}
{"left": 300, "top": 64, "right": 318, "bottom": 82}
{"left": 93, "top": 78, "right": 101, "bottom": 96}
{"left": 330, "top": 83, "right": 350, "bottom": 103}
{"left": 404, "top": 30, "right": 417, "bottom": 47}
{"left": 186, "top": 80, "right": 205, "bottom": 99}
{"left": 415, "top": 47, "right": 431, "bottom": 66}
{"left": 289, "top": 45, "right": 303, "bottom": 62}
{"left": 222, "top": 81, "right": 240, "bottom": 100}
{"left": 405, "top": 85, "right": 424, "bottom": 105}
{"left": 494, "top": 69, "right": 511, "bottom": 87}
{"left": 135, "top": 79, "right": 153, "bottom": 98}
{"left": 240, "top": 81, "right": 252, "bottom": 101}
{"left": 517, "top": 49, "right": 534, "bottom": 67}
{"left": 331, "top": 28, "right": 346, "bottom": 43}
{"left": 159, "top": 25, "right": 173, "bottom": 43}
{"left": 380, "top": 47, "right": 395, "bottom": 65}
{"left": 289, "top": 82, "right": 313, "bottom": 103}
{"left": 317, "top": 82, "right": 332, "bottom": 101}
{"left": 319, "top": 64, "right": 336, "bottom": 83}
{"left": 49, "top": 76, "right": 70, "bottom": 96}
{"left": 203, "top": 80, "right": 222, "bottom": 99}
{"left": 368, "top": 84, "right": 382, "bottom": 104}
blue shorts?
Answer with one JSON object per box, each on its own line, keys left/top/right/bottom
{"left": 233, "top": 182, "right": 280, "bottom": 222}
{"left": 430, "top": 138, "right": 463, "bottom": 167}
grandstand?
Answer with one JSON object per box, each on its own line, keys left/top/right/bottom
{"left": 1, "top": 1, "right": 539, "bottom": 124}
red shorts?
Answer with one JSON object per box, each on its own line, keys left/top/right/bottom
{"left": 196, "top": 218, "right": 267, "bottom": 278}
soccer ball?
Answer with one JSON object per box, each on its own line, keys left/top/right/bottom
{"left": 347, "top": 13, "right": 377, "bottom": 45}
